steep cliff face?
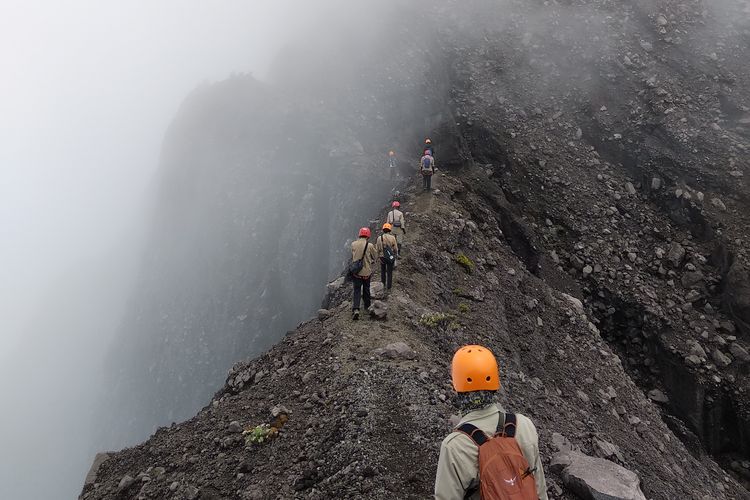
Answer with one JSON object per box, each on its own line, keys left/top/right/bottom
{"left": 84, "top": 0, "right": 750, "bottom": 497}
{"left": 94, "top": 2, "right": 446, "bottom": 449}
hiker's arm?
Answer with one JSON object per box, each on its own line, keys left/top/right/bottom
{"left": 518, "top": 416, "right": 548, "bottom": 500}
{"left": 435, "top": 438, "right": 473, "bottom": 500}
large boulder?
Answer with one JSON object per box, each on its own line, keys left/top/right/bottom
{"left": 550, "top": 451, "right": 646, "bottom": 500}
{"left": 368, "top": 300, "right": 388, "bottom": 320}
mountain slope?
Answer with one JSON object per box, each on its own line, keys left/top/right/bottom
{"left": 80, "top": 172, "right": 746, "bottom": 499}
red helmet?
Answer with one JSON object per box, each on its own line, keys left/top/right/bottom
{"left": 359, "top": 227, "right": 371, "bottom": 238}
{"left": 392, "top": 201, "right": 400, "bottom": 208}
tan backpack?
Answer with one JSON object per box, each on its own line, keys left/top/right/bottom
{"left": 457, "top": 413, "right": 539, "bottom": 500}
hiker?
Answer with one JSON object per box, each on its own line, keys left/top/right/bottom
{"left": 350, "top": 227, "right": 377, "bottom": 320}
{"left": 424, "top": 137, "right": 434, "bottom": 156}
{"left": 435, "top": 345, "right": 548, "bottom": 500}
{"left": 376, "top": 223, "right": 398, "bottom": 291}
{"left": 386, "top": 201, "right": 406, "bottom": 257}
{"left": 388, "top": 150, "right": 397, "bottom": 180}
{"left": 420, "top": 150, "right": 435, "bottom": 191}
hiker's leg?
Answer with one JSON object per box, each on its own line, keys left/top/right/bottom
{"left": 381, "top": 261, "right": 387, "bottom": 285}
{"left": 363, "top": 279, "right": 371, "bottom": 309}
{"left": 353, "top": 278, "right": 362, "bottom": 310}
{"left": 387, "top": 263, "right": 393, "bottom": 289}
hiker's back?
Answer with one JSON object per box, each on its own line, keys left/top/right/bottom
{"left": 435, "top": 406, "right": 546, "bottom": 500}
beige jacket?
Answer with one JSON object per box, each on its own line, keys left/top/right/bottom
{"left": 351, "top": 238, "right": 377, "bottom": 278}
{"left": 387, "top": 209, "right": 405, "bottom": 232}
{"left": 376, "top": 233, "right": 398, "bottom": 259}
{"left": 435, "top": 404, "right": 548, "bottom": 500}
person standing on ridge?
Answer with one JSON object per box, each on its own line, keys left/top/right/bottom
{"left": 376, "top": 223, "right": 398, "bottom": 292}
{"left": 350, "top": 227, "right": 377, "bottom": 320}
{"left": 388, "top": 150, "right": 397, "bottom": 180}
{"left": 420, "top": 149, "right": 436, "bottom": 191}
{"left": 386, "top": 201, "right": 406, "bottom": 257}
{"left": 435, "top": 345, "right": 548, "bottom": 500}
{"left": 424, "top": 137, "right": 434, "bottom": 157}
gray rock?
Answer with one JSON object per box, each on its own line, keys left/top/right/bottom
{"left": 83, "top": 453, "right": 110, "bottom": 487}
{"left": 657, "top": 14, "right": 668, "bottom": 26}
{"left": 302, "top": 371, "right": 315, "bottom": 383}
{"left": 370, "top": 281, "right": 386, "bottom": 299}
{"left": 685, "top": 355, "right": 702, "bottom": 366}
{"left": 228, "top": 421, "right": 243, "bottom": 433}
{"left": 640, "top": 40, "right": 654, "bottom": 52}
{"left": 667, "top": 243, "right": 686, "bottom": 268}
{"left": 729, "top": 343, "right": 750, "bottom": 363}
{"left": 689, "top": 342, "right": 707, "bottom": 359}
{"left": 711, "top": 197, "right": 727, "bottom": 211}
{"left": 594, "top": 438, "right": 625, "bottom": 462}
{"left": 328, "top": 276, "right": 345, "bottom": 291}
{"left": 625, "top": 182, "right": 636, "bottom": 195}
{"left": 368, "top": 300, "right": 388, "bottom": 319}
{"left": 551, "top": 451, "right": 646, "bottom": 500}
{"left": 648, "top": 389, "right": 670, "bottom": 405}
{"left": 681, "top": 271, "right": 705, "bottom": 288}
{"left": 317, "top": 309, "right": 332, "bottom": 320}
{"left": 118, "top": 475, "right": 135, "bottom": 491}
{"left": 374, "top": 341, "right": 416, "bottom": 360}
{"left": 185, "top": 486, "right": 200, "bottom": 500}
{"left": 254, "top": 370, "right": 267, "bottom": 384}
{"left": 712, "top": 349, "right": 732, "bottom": 368}
{"left": 562, "top": 293, "right": 584, "bottom": 314}
{"left": 583, "top": 265, "right": 593, "bottom": 277}
{"left": 169, "top": 481, "right": 179, "bottom": 491}
{"left": 651, "top": 177, "right": 662, "bottom": 190}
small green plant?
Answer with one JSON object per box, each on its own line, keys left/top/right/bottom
{"left": 243, "top": 424, "right": 276, "bottom": 445}
{"left": 419, "top": 312, "right": 457, "bottom": 328}
{"left": 458, "top": 302, "right": 471, "bottom": 314}
{"left": 455, "top": 253, "right": 475, "bottom": 274}
{"left": 453, "top": 287, "right": 465, "bottom": 296}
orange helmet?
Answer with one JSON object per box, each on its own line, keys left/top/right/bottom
{"left": 382, "top": 223, "right": 392, "bottom": 232}
{"left": 451, "top": 345, "right": 500, "bottom": 392}
{"left": 389, "top": 150, "right": 395, "bottom": 156}
{"left": 425, "top": 138, "right": 432, "bottom": 144}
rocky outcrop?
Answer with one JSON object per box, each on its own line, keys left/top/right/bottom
{"left": 551, "top": 451, "right": 646, "bottom": 500}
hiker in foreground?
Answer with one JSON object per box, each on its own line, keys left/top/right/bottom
{"left": 376, "top": 223, "right": 398, "bottom": 292}
{"left": 420, "top": 149, "right": 435, "bottom": 191}
{"left": 435, "top": 345, "right": 548, "bottom": 500}
{"left": 386, "top": 201, "right": 406, "bottom": 257}
{"left": 349, "top": 227, "right": 377, "bottom": 320}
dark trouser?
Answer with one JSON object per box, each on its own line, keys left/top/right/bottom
{"left": 381, "top": 260, "right": 394, "bottom": 289}
{"left": 353, "top": 276, "right": 371, "bottom": 311}
{"left": 422, "top": 173, "right": 432, "bottom": 190}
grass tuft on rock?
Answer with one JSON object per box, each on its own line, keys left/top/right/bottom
{"left": 455, "top": 253, "right": 475, "bottom": 274}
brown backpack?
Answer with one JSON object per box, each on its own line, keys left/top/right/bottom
{"left": 457, "top": 413, "right": 539, "bottom": 500}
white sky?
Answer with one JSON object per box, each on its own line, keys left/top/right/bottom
{"left": 0, "top": 1, "right": 301, "bottom": 358}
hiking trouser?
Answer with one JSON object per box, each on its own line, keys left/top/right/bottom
{"left": 381, "top": 260, "right": 394, "bottom": 289}
{"left": 353, "top": 276, "right": 371, "bottom": 311}
{"left": 422, "top": 173, "right": 432, "bottom": 190}
{"left": 392, "top": 227, "right": 404, "bottom": 257}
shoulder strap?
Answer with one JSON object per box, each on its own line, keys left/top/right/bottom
{"left": 457, "top": 423, "right": 489, "bottom": 446}
{"left": 496, "top": 412, "right": 517, "bottom": 438}
{"left": 359, "top": 240, "right": 368, "bottom": 260}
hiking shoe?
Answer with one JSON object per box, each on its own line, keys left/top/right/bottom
{"left": 352, "top": 310, "right": 360, "bottom": 321}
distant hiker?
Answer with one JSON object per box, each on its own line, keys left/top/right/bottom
{"left": 388, "top": 150, "right": 397, "bottom": 180}
{"left": 435, "top": 345, "right": 548, "bottom": 500}
{"left": 424, "top": 137, "right": 434, "bottom": 157}
{"left": 376, "top": 223, "right": 398, "bottom": 291}
{"left": 386, "top": 201, "right": 406, "bottom": 257}
{"left": 349, "top": 227, "right": 377, "bottom": 320}
{"left": 420, "top": 151, "right": 435, "bottom": 191}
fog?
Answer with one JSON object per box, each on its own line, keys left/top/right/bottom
{"left": 0, "top": 2, "right": 321, "bottom": 498}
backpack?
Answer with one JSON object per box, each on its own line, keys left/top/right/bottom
{"left": 380, "top": 236, "right": 396, "bottom": 265}
{"left": 457, "top": 413, "right": 539, "bottom": 500}
{"left": 421, "top": 155, "right": 434, "bottom": 174}
{"left": 348, "top": 242, "right": 369, "bottom": 277}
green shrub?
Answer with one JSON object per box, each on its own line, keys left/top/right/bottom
{"left": 455, "top": 253, "right": 475, "bottom": 274}
{"left": 458, "top": 302, "right": 471, "bottom": 314}
{"left": 419, "top": 312, "right": 457, "bottom": 328}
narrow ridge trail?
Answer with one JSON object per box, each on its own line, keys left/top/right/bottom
{"left": 81, "top": 170, "right": 747, "bottom": 499}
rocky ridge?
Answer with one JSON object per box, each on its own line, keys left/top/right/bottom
{"left": 81, "top": 173, "right": 746, "bottom": 499}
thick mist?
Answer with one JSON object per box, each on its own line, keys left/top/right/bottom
{"left": 0, "top": 2, "right": 320, "bottom": 499}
